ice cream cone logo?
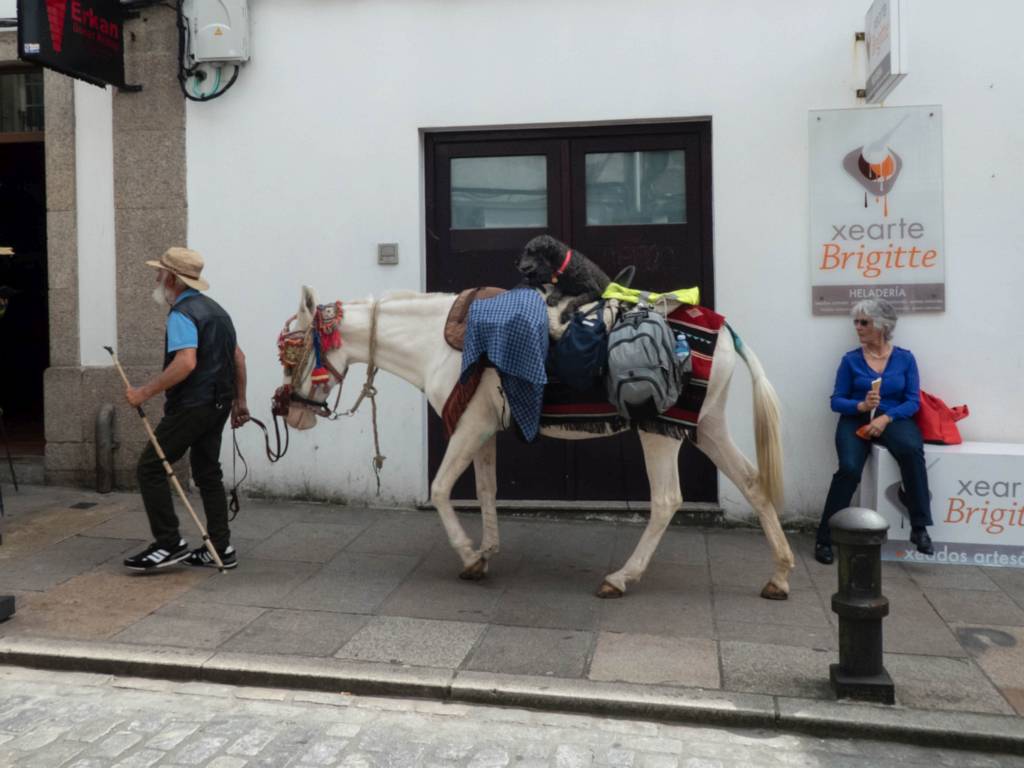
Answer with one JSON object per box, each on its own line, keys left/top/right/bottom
{"left": 46, "top": 0, "right": 68, "bottom": 53}
{"left": 842, "top": 115, "right": 909, "bottom": 217}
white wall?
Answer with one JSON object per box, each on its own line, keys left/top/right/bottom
{"left": 0, "top": 1, "right": 14, "bottom": 19}
{"left": 74, "top": 80, "right": 117, "bottom": 366}
{"left": 186, "top": 0, "right": 1024, "bottom": 518}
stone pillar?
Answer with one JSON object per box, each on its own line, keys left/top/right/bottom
{"left": 40, "top": 56, "right": 87, "bottom": 486}
{"left": 108, "top": 5, "right": 189, "bottom": 488}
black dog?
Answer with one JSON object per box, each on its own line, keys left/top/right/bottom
{"left": 516, "top": 235, "right": 611, "bottom": 322}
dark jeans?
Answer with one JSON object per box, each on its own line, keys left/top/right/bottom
{"left": 137, "top": 403, "right": 231, "bottom": 550}
{"left": 817, "top": 414, "right": 934, "bottom": 545}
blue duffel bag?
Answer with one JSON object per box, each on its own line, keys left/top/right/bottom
{"left": 552, "top": 300, "right": 609, "bottom": 392}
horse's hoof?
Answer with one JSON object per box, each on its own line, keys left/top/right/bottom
{"left": 760, "top": 581, "right": 789, "bottom": 601}
{"left": 596, "top": 581, "right": 624, "bottom": 599}
{"left": 459, "top": 560, "right": 487, "bottom": 581}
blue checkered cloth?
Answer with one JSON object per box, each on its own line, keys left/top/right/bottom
{"left": 460, "top": 288, "right": 549, "bottom": 441}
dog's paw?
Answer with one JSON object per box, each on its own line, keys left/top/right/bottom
{"left": 546, "top": 294, "right": 562, "bottom": 307}
{"left": 559, "top": 309, "right": 574, "bottom": 323}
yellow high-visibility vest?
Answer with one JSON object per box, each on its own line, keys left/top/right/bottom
{"left": 601, "top": 283, "right": 700, "bottom": 306}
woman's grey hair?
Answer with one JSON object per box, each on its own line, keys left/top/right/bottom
{"left": 851, "top": 298, "right": 898, "bottom": 341}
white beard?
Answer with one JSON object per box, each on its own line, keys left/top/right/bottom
{"left": 152, "top": 285, "right": 174, "bottom": 307}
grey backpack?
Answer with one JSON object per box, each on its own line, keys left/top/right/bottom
{"left": 605, "top": 304, "right": 688, "bottom": 420}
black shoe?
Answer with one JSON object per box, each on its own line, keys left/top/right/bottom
{"left": 910, "top": 528, "right": 934, "bottom": 555}
{"left": 185, "top": 544, "right": 238, "bottom": 570}
{"left": 124, "top": 539, "right": 189, "bottom": 571}
{"left": 814, "top": 543, "right": 834, "bottom": 565}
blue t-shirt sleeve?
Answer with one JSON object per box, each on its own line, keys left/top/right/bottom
{"left": 166, "top": 311, "right": 198, "bottom": 353}
{"left": 829, "top": 354, "right": 861, "bottom": 415}
{"left": 886, "top": 350, "right": 920, "bottom": 421}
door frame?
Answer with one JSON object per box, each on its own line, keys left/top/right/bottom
{"left": 422, "top": 119, "right": 716, "bottom": 508}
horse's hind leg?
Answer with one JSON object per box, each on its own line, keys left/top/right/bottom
{"left": 432, "top": 407, "right": 497, "bottom": 579}
{"left": 474, "top": 434, "right": 499, "bottom": 563}
{"left": 695, "top": 413, "right": 794, "bottom": 600}
{"left": 600, "top": 432, "right": 682, "bottom": 598}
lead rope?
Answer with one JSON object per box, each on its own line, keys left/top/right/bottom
{"left": 229, "top": 424, "right": 248, "bottom": 521}
{"left": 338, "top": 300, "right": 386, "bottom": 495}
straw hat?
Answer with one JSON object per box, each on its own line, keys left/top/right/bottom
{"left": 145, "top": 247, "right": 210, "bottom": 291}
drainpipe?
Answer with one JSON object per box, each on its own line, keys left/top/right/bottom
{"left": 95, "top": 404, "right": 116, "bottom": 493}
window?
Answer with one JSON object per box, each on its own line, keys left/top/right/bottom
{"left": 585, "top": 150, "right": 685, "bottom": 226}
{"left": 0, "top": 71, "right": 44, "bottom": 134}
{"left": 451, "top": 155, "right": 547, "bottom": 229}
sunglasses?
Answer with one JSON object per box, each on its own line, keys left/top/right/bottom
{"left": 853, "top": 319, "right": 872, "bottom": 327}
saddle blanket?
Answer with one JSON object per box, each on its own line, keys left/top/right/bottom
{"left": 458, "top": 287, "right": 549, "bottom": 442}
{"left": 445, "top": 302, "right": 725, "bottom": 440}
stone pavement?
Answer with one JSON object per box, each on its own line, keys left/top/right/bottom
{"left": 0, "top": 485, "right": 1023, "bottom": 754}
{"left": 3, "top": 665, "right": 1023, "bottom": 768}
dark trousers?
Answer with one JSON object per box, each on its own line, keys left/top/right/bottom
{"left": 817, "top": 414, "right": 934, "bottom": 545}
{"left": 137, "top": 403, "right": 231, "bottom": 550}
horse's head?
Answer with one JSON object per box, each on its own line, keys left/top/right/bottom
{"left": 274, "top": 285, "right": 349, "bottom": 430}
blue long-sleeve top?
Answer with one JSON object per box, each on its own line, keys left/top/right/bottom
{"left": 830, "top": 347, "right": 920, "bottom": 421}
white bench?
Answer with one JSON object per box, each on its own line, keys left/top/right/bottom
{"left": 861, "top": 441, "right": 1024, "bottom": 568}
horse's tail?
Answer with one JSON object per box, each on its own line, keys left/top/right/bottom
{"left": 727, "top": 325, "right": 784, "bottom": 511}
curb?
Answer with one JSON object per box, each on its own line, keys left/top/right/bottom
{"left": 0, "top": 636, "right": 1021, "bottom": 755}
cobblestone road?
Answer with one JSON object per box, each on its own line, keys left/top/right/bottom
{"left": 0, "top": 666, "right": 1021, "bottom": 767}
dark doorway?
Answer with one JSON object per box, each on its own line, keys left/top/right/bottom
{"left": 425, "top": 121, "right": 716, "bottom": 505}
{"left": 0, "top": 68, "right": 48, "bottom": 456}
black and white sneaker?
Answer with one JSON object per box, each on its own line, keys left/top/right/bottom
{"left": 124, "top": 539, "right": 190, "bottom": 571}
{"left": 186, "top": 544, "right": 238, "bottom": 570}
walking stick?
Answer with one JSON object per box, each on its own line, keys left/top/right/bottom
{"left": 104, "top": 346, "right": 226, "bottom": 573}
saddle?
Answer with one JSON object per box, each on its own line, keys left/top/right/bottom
{"left": 444, "top": 286, "right": 506, "bottom": 350}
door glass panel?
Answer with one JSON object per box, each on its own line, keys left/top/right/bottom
{"left": 585, "top": 150, "right": 685, "bottom": 225}
{"left": 451, "top": 155, "right": 547, "bottom": 229}
{"left": 0, "top": 71, "right": 44, "bottom": 133}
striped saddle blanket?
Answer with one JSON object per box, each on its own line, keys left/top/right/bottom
{"left": 444, "top": 302, "right": 725, "bottom": 440}
{"left": 539, "top": 303, "right": 724, "bottom": 438}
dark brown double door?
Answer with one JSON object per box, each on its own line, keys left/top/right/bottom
{"left": 425, "top": 122, "right": 716, "bottom": 505}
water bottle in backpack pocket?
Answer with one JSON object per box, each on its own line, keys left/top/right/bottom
{"left": 674, "top": 332, "right": 693, "bottom": 381}
{"left": 605, "top": 305, "right": 686, "bottom": 420}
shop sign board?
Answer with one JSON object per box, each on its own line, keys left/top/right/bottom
{"left": 809, "top": 105, "right": 945, "bottom": 315}
{"left": 865, "top": 0, "right": 907, "bottom": 104}
{"left": 862, "top": 443, "right": 1024, "bottom": 569}
{"left": 17, "top": 0, "right": 130, "bottom": 89}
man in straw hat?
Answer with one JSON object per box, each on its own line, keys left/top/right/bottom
{"left": 122, "top": 247, "right": 249, "bottom": 571}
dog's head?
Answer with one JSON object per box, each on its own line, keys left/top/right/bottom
{"left": 516, "top": 235, "right": 567, "bottom": 286}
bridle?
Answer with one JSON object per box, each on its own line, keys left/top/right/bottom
{"left": 259, "top": 299, "right": 387, "bottom": 490}
{"left": 273, "top": 302, "right": 348, "bottom": 421}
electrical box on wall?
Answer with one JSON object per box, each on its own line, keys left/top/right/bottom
{"left": 183, "top": 0, "right": 250, "bottom": 64}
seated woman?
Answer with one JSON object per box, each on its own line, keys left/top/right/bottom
{"left": 815, "top": 298, "right": 934, "bottom": 564}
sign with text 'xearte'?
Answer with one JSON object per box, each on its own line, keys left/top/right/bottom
{"left": 17, "top": 0, "right": 129, "bottom": 89}
{"left": 809, "top": 106, "right": 945, "bottom": 315}
{"left": 863, "top": 443, "right": 1024, "bottom": 570}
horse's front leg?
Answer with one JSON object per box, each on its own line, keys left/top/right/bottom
{"left": 474, "top": 434, "right": 499, "bottom": 563}
{"left": 431, "top": 398, "right": 498, "bottom": 579}
{"left": 599, "top": 432, "right": 683, "bottom": 598}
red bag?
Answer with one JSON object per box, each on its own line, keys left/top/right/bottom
{"left": 914, "top": 389, "right": 969, "bottom": 445}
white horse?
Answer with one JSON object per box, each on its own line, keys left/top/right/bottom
{"left": 279, "top": 287, "right": 795, "bottom": 600}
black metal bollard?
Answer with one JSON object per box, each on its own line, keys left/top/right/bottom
{"left": 95, "top": 404, "right": 116, "bottom": 494}
{"left": 829, "top": 506, "right": 895, "bottom": 704}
